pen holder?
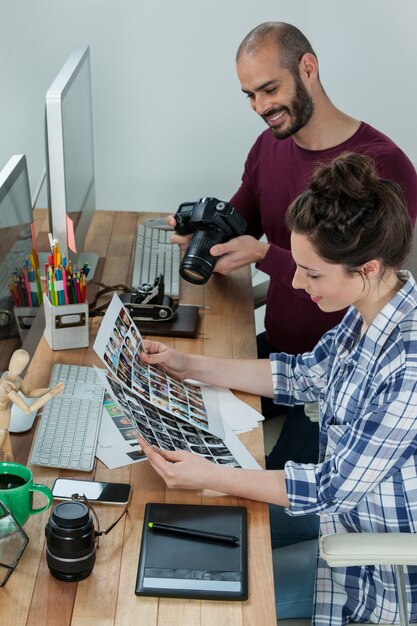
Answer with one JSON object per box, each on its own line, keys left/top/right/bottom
{"left": 13, "top": 306, "right": 38, "bottom": 342}
{"left": 43, "top": 295, "right": 89, "bottom": 351}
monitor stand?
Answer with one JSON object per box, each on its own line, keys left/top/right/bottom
{"left": 38, "top": 251, "right": 99, "bottom": 282}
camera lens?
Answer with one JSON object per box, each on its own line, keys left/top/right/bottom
{"left": 45, "top": 501, "right": 96, "bottom": 582}
{"left": 179, "top": 229, "right": 225, "bottom": 285}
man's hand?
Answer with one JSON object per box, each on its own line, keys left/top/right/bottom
{"left": 209, "top": 235, "right": 270, "bottom": 275}
{"left": 166, "top": 215, "right": 191, "bottom": 252}
{"left": 167, "top": 214, "right": 269, "bottom": 274}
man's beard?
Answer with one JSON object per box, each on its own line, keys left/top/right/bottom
{"left": 266, "top": 76, "right": 314, "bottom": 140}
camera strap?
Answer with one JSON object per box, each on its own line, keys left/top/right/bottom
{"left": 87, "top": 282, "right": 131, "bottom": 318}
{"left": 70, "top": 493, "right": 128, "bottom": 547}
{"left": 95, "top": 507, "right": 128, "bottom": 538}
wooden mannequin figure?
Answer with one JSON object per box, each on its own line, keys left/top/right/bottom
{"left": 0, "top": 349, "right": 65, "bottom": 462}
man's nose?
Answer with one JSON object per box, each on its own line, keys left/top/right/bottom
{"left": 252, "top": 93, "right": 272, "bottom": 116}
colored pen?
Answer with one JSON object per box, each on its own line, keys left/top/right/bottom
{"left": 147, "top": 522, "right": 239, "bottom": 544}
{"left": 23, "top": 269, "right": 32, "bottom": 306}
{"left": 62, "top": 267, "right": 70, "bottom": 304}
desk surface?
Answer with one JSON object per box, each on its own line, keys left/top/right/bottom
{"left": 1, "top": 210, "right": 276, "bottom": 626}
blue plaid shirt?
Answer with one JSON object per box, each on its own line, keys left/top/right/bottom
{"left": 271, "top": 271, "right": 417, "bottom": 625}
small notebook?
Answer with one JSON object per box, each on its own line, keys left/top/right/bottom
{"left": 135, "top": 503, "right": 248, "bottom": 600}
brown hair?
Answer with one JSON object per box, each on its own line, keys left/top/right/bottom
{"left": 286, "top": 152, "right": 413, "bottom": 273}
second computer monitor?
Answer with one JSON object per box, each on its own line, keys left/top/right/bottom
{"left": 0, "top": 154, "right": 44, "bottom": 371}
{"left": 45, "top": 45, "right": 98, "bottom": 277}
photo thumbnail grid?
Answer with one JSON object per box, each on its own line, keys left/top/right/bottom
{"left": 103, "top": 306, "right": 209, "bottom": 431}
{"left": 105, "top": 373, "right": 241, "bottom": 467}
{"left": 101, "top": 393, "right": 147, "bottom": 463}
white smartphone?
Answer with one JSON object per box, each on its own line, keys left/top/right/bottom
{"left": 52, "top": 478, "right": 132, "bottom": 506}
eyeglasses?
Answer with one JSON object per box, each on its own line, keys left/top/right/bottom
{"left": 0, "top": 501, "right": 29, "bottom": 587}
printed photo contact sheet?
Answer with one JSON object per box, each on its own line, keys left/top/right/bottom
{"left": 94, "top": 294, "right": 260, "bottom": 470}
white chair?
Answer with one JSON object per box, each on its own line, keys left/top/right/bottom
{"left": 278, "top": 533, "right": 417, "bottom": 625}
{"left": 320, "top": 532, "right": 417, "bottom": 626}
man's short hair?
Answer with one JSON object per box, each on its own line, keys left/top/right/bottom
{"left": 236, "top": 22, "right": 317, "bottom": 76}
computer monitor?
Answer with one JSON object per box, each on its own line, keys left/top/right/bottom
{"left": 0, "top": 155, "right": 44, "bottom": 372}
{"left": 44, "top": 45, "right": 99, "bottom": 279}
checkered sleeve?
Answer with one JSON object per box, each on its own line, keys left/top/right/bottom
{"left": 285, "top": 365, "right": 417, "bottom": 516}
{"left": 270, "top": 327, "right": 336, "bottom": 406}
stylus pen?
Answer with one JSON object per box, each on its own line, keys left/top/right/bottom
{"left": 148, "top": 522, "right": 239, "bottom": 544}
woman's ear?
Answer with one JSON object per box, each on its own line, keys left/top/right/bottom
{"left": 361, "top": 260, "right": 381, "bottom": 277}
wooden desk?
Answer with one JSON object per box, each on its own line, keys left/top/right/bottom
{"left": 1, "top": 211, "right": 276, "bottom": 626}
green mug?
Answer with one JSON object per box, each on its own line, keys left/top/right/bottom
{"left": 0, "top": 462, "right": 53, "bottom": 526}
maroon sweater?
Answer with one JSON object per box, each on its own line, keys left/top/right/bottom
{"left": 231, "top": 122, "right": 417, "bottom": 354}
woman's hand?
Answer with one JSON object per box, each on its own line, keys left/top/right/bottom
{"left": 139, "top": 437, "right": 289, "bottom": 506}
{"left": 141, "top": 340, "right": 191, "bottom": 379}
{"left": 141, "top": 340, "right": 274, "bottom": 397}
{"left": 139, "top": 437, "right": 218, "bottom": 490}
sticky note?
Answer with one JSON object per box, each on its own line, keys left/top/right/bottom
{"left": 66, "top": 215, "right": 77, "bottom": 253}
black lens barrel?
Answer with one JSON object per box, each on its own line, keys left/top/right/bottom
{"left": 179, "top": 229, "right": 224, "bottom": 285}
{"left": 45, "top": 501, "right": 96, "bottom": 582}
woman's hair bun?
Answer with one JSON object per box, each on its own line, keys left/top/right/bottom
{"left": 310, "top": 152, "right": 378, "bottom": 202}
{"left": 286, "top": 151, "right": 412, "bottom": 270}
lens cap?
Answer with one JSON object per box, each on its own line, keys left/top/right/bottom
{"left": 52, "top": 501, "right": 90, "bottom": 528}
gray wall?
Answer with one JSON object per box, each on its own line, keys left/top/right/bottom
{"left": 1, "top": 0, "right": 416, "bottom": 213}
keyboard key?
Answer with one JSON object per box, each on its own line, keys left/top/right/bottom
{"left": 30, "top": 364, "right": 105, "bottom": 471}
{"left": 131, "top": 224, "right": 180, "bottom": 299}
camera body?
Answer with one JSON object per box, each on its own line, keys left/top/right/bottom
{"left": 174, "top": 197, "right": 246, "bottom": 284}
{"left": 120, "top": 275, "right": 177, "bottom": 322}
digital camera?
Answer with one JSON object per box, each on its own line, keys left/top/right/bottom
{"left": 174, "top": 197, "right": 246, "bottom": 285}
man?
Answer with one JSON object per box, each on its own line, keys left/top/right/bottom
{"left": 171, "top": 22, "right": 417, "bottom": 468}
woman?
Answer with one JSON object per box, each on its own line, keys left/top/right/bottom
{"left": 139, "top": 153, "right": 417, "bottom": 625}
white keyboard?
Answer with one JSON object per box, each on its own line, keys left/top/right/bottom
{"left": 31, "top": 363, "right": 105, "bottom": 471}
{"left": 132, "top": 224, "right": 180, "bottom": 300}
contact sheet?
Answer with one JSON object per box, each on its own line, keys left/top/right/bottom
{"left": 94, "top": 294, "right": 260, "bottom": 470}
